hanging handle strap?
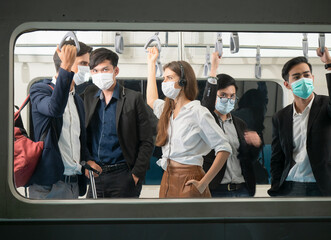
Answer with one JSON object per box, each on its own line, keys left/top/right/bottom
{"left": 155, "top": 55, "right": 163, "bottom": 77}
{"left": 230, "top": 32, "right": 239, "bottom": 53}
{"left": 215, "top": 32, "right": 223, "bottom": 57}
{"left": 255, "top": 46, "right": 261, "bottom": 79}
{"left": 59, "top": 31, "right": 80, "bottom": 53}
{"left": 302, "top": 33, "right": 308, "bottom": 58}
{"left": 115, "top": 32, "right": 124, "bottom": 54}
{"left": 319, "top": 33, "right": 325, "bottom": 53}
{"left": 144, "top": 32, "right": 162, "bottom": 53}
{"left": 203, "top": 46, "right": 211, "bottom": 77}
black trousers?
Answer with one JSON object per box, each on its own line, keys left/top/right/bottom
{"left": 87, "top": 167, "right": 142, "bottom": 198}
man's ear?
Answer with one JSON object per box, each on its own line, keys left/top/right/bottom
{"left": 284, "top": 80, "right": 291, "bottom": 90}
{"left": 114, "top": 66, "right": 119, "bottom": 77}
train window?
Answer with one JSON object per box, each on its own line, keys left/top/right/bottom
{"left": 13, "top": 30, "right": 330, "bottom": 200}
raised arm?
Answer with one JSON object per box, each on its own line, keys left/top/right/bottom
{"left": 30, "top": 45, "right": 77, "bottom": 117}
{"left": 201, "top": 51, "right": 221, "bottom": 113}
{"left": 317, "top": 46, "right": 331, "bottom": 118}
{"left": 146, "top": 47, "right": 160, "bottom": 109}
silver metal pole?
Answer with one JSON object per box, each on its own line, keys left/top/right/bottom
{"left": 88, "top": 170, "right": 97, "bottom": 199}
{"left": 178, "top": 32, "right": 184, "bottom": 61}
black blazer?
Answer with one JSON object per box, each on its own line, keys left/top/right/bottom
{"left": 202, "top": 81, "right": 259, "bottom": 196}
{"left": 268, "top": 73, "right": 331, "bottom": 196}
{"left": 81, "top": 84, "right": 156, "bottom": 180}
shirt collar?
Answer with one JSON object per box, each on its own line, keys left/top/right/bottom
{"left": 217, "top": 112, "right": 233, "bottom": 123}
{"left": 293, "top": 94, "right": 315, "bottom": 117}
{"left": 181, "top": 100, "right": 200, "bottom": 110}
{"left": 95, "top": 83, "right": 119, "bottom": 100}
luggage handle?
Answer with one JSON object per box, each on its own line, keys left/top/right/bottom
{"left": 81, "top": 161, "right": 98, "bottom": 199}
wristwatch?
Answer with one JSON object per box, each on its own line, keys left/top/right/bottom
{"left": 208, "top": 76, "right": 218, "bottom": 84}
{"left": 325, "top": 63, "right": 331, "bottom": 69}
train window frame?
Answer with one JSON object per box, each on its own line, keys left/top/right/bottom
{"left": 7, "top": 22, "right": 331, "bottom": 220}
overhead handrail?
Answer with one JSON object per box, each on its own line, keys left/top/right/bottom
{"left": 59, "top": 31, "right": 80, "bottom": 53}
{"left": 19, "top": 43, "right": 324, "bottom": 51}
{"left": 215, "top": 32, "right": 223, "bottom": 57}
{"left": 302, "top": 33, "right": 308, "bottom": 58}
{"left": 115, "top": 32, "right": 124, "bottom": 54}
{"left": 255, "top": 46, "right": 261, "bottom": 79}
{"left": 319, "top": 33, "right": 325, "bottom": 53}
{"left": 203, "top": 46, "right": 211, "bottom": 77}
{"left": 230, "top": 32, "right": 239, "bottom": 53}
{"left": 144, "top": 32, "right": 162, "bottom": 53}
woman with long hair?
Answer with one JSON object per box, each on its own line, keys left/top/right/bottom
{"left": 146, "top": 47, "right": 231, "bottom": 198}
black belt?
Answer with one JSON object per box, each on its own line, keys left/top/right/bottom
{"left": 101, "top": 163, "right": 128, "bottom": 173}
{"left": 219, "top": 183, "right": 245, "bottom": 191}
{"left": 60, "top": 175, "right": 78, "bottom": 183}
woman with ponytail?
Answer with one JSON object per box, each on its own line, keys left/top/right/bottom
{"left": 146, "top": 47, "right": 232, "bottom": 198}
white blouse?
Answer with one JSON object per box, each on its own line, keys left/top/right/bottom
{"left": 153, "top": 99, "right": 232, "bottom": 170}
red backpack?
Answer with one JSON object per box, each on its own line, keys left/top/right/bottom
{"left": 14, "top": 85, "right": 53, "bottom": 187}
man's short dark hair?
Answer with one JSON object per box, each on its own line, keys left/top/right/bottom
{"left": 217, "top": 73, "right": 238, "bottom": 92}
{"left": 282, "top": 56, "right": 312, "bottom": 82}
{"left": 53, "top": 40, "right": 92, "bottom": 73}
{"left": 89, "top": 48, "right": 119, "bottom": 70}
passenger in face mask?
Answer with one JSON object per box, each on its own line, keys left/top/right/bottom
{"left": 28, "top": 40, "right": 102, "bottom": 199}
{"left": 146, "top": 47, "right": 232, "bottom": 198}
{"left": 201, "top": 51, "right": 262, "bottom": 197}
{"left": 81, "top": 48, "right": 155, "bottom": 198}
{"left": 268, "top": 47, "right": 331, "bottom": 197}
{"left": 53, "top": 40, "right": 92, "bottom": 90}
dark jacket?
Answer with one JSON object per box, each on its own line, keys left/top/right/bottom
{"left": 81, "top": 83, "right": 155, "bottom": 180}
{"left": 201, "top": 81, "right": 260, "bottom": 196}
{"left": 29, "top": 68, "right": 88, "bottom": 196}
{"left": 268, "top": 73, "right": 331, "bottom": 196}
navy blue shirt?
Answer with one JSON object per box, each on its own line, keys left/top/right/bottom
{"left": 89, "top": 83, "right": 125, "bottom": 165}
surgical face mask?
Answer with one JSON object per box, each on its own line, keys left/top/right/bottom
{"left": 291, "top": 78, "right": 314, "bottom": 99}
{"left": 73, "top": 65, "right": 90, "bottom": 85}
{"left": 215, "top": 97, "right": 235, "bottom": 114}
{"left": 92, "top": 73, "right": 114, "bottom": 90}
{"left": 161, "top": 81, "right": 181, "bottom": 100}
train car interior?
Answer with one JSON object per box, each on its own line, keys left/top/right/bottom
{"left": 14, "top": 31, "right": 330, "bottom": 198}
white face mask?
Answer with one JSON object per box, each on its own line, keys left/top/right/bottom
{"left": 92, "top": 73, "right": 114, "bottom": 90}
{"left": 73, "top": 65, "right": 90, "bottom": 85}
{"left": 161, "top": 81, "right": 181, "bottom": 100}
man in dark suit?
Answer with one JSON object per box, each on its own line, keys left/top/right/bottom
{"left": 28, "top": 41, "right": 101, "bottom": 199}
{"left": 268, "top": 47, "right": 331, "bottom": 196}
{"left": 81, "top": 48, "right": 155, "bottom": 198}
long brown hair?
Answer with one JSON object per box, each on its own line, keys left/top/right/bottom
{"left": 156, "top": 61, "right": 198, "bottom": 147}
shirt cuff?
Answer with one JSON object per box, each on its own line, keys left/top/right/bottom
{"left": 326, "top": 70, "right": 331, "bottom": 74}
{"left": 208, "top": 77, "right": 218, "bottom": 85}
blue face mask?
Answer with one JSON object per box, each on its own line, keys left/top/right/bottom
{"left": 291, "top": 78, "right": 314, "bottom": 99}
{"left": 215, "top": 97, "right": 235, "bottom": 114}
